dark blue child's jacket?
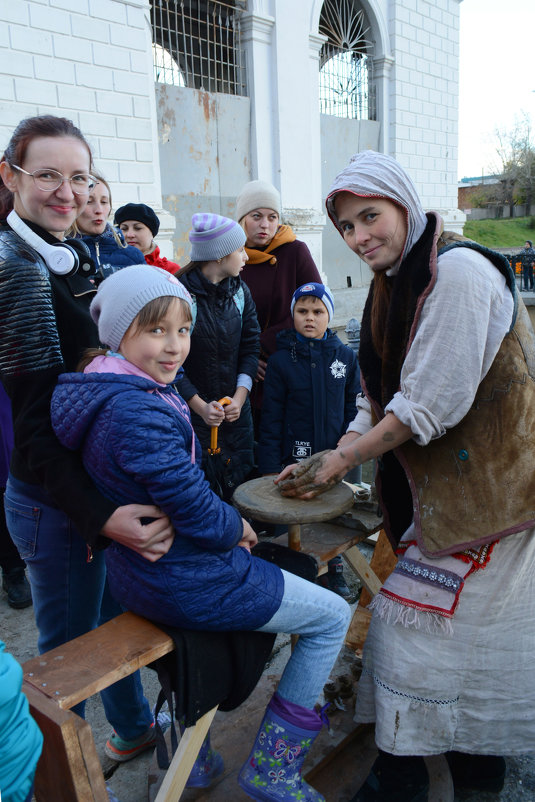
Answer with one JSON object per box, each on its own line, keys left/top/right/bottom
{"left": 51, "top": 371, "right": 283, "bottom": 630}
{"left": 79, "top": 224, "right": 145, "bottom": 280}
{"left": 258, "top": 329, "right": 360, "bottom": 474}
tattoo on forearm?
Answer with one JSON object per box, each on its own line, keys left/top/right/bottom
{"left": 382, "top": 431, "right": 395, "bottom": 443}
{"left": 350, "top": 447, "right": 363, "bottom": 464}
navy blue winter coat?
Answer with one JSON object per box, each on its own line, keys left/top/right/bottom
{"left": 258, "top": 329, "right": 361, "bottom": 474}
{"left": 79, "top": 224, "right": 145, "bottom": 281}
{"left": 177, "top": 268, "right": 260, "bottom": 495}
{"left": 51, "top": 371, "right": 283, "bottom": 630}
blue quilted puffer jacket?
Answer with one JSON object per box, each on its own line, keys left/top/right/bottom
{"left": 51, "top": 371, "right": 284, "bottom": 630}
{"left": 78, "top": 224, "right": 145, "bottom": 281}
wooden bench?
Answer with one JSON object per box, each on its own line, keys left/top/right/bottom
{"left": 22, "top": 611, "right": 217, "bottom": 802}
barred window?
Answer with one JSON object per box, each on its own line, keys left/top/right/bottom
{"left": 152, "top": 43, "right": 186, "bottom": 86}
{"left": 151, "top": 0, "right": 247, "bottom": 95}
{"left": 319, "top": 0, "right": 375, "bottom": 120}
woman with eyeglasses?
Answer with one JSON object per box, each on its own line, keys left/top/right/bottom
{"left": 0, "top": 115, "right": 174, "bottom": 763}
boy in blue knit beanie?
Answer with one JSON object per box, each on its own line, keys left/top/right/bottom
{"left": 258, "top": 282, "right": 361, "bottom": 599}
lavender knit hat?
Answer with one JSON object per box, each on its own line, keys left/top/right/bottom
{"left": 189, "top": 213, "right": 246, "bottom": 261}
{"left": 90, "top": 265, "right": 192, "bottom": 351}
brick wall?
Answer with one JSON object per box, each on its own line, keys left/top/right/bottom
{"left": 389, "top": 0, "right": 460, "bottom": 215}
{"left": 0, "top": 0, "right": 163, "bottom": 210}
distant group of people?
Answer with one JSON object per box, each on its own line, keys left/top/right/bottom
{"left": 1, "top": 113, "right": 534, "bottom": 802}
{"left": 513, "top": 239, "right": 535, "bottom": 291}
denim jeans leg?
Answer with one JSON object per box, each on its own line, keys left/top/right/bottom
{"left": 4, "top": 479, "right": 152, "bottom": 737}
{"left": 256, "top": 568, "right": 351, "bottom": 708}
{"left": 98, "top": 578, "right": 153, "bottom": 738}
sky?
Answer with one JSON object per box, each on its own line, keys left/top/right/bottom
{"left": 458, "top": 0, "right": 535, "bottom": 179}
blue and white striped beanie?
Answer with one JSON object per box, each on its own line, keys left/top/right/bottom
{"left": 291, "top": 282, "right": 335, "bottom": 322}
{"left": 189, "top": 213, "right": 246, "bottom": 261}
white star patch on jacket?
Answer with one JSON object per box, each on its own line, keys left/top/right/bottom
{"left": 330, "top": 358, "right": 347, "bottom": 379}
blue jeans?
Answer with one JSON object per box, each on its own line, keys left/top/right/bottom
{"left": 4, "top": 476, "right": 153, "bottom": 739}
{"left": 257, "top": 568, "right": 351, "bottom": 709}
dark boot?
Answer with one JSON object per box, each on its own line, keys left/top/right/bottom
{"left": 238, "top": 692, "right": 325, "bottom": 801}
{"left": 318, "top": 555, "right": 354, "bottom": 601}
{"left": 350, "top": 750, "right": 429, "bottom": 802}
{"left": 2, "top": 567, "right": 32, "bottom": 609}
{"left": 445, "top": 751, "right": 506, "bottom": 794}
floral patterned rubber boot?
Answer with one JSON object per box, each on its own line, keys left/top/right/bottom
{"left": 238, "top": 692, "right": 325, "bottom": 801}
{"left": 176, "top": 719, "right": 224, "bottom": 789}
{"left": 185, "top": 729, "right": 224, "bottom": 788}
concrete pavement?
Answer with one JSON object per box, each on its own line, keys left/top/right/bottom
{"left": 2, "top": 554, "right": 535, "bottom": 801}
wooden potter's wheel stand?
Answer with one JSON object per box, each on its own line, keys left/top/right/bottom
{"left": 233, "top": 475, "right": 354, "bottom": 551}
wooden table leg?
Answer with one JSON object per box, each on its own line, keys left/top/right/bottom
{"left": 287, "top": 524, "right": 302, "bottom": 650}
{"left": 154, "top": 706, "right": 218, "bottom": 802}
{"left": 288, "top": 523, "right": 301, "bottom": 551}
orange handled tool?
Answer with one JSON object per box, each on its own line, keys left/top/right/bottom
{"left": 209, "top": 397, "right": 232, "bottom": 454}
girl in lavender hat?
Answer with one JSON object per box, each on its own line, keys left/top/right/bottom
{"left": 177, "top": 213, "right": 260, "bottom": 499}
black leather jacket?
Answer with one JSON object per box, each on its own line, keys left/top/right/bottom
{"left": 0, "top": 225, "right": 116, "bottom": 546}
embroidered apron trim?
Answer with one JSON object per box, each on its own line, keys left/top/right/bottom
{"left": 364, "top": 669, "right": 460, "bottom": 707}
{"left": 369, "top": 538, "right": 497, "bottom": 635}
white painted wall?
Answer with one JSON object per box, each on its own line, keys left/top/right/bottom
{"left": 386, "top": 0, "right": 464, "bottom": 230}
{"left": 0, "top": 0, "right": 466, "bottom": 274}
{"left": 241, "top": 1, "right": 327, "bottom": 270}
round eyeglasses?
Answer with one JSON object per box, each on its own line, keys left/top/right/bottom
{"left": 10, "top": 165, "right": 97, "bottom": 195}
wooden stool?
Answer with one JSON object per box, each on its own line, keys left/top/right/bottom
{"left": 22, "top": 612, "right": 217, "bottom": 802}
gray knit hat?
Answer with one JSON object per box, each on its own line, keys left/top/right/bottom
{"left": 235, "top": 180, "right": 281, "bottom": 222}
{"left": 90, "top": 265, "right": 193, "bottom": 351}
{"left": 189, "top": 213, "right": 246, "bottom": 261}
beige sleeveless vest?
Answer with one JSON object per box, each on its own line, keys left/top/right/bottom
{"left": 399, "top": 298, "right": 535, "bottom": 556}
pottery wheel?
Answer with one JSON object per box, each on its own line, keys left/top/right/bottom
{"left": 233, "top": 476, "right": 354, "bottom": 525}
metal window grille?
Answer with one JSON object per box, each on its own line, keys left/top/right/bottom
{"left": 319, "top": 0, "right": 376, "bottom": 120}
{"left": 151, "top": 0, "right": 247, "bottom": 96}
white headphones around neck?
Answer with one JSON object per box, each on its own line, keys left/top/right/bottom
{"left": 6, "top": 210, "right": 91, "bottom": 276}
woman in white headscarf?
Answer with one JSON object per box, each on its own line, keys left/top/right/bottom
{"left": 277, "top": 151, "right": 535, "bottom": 801}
